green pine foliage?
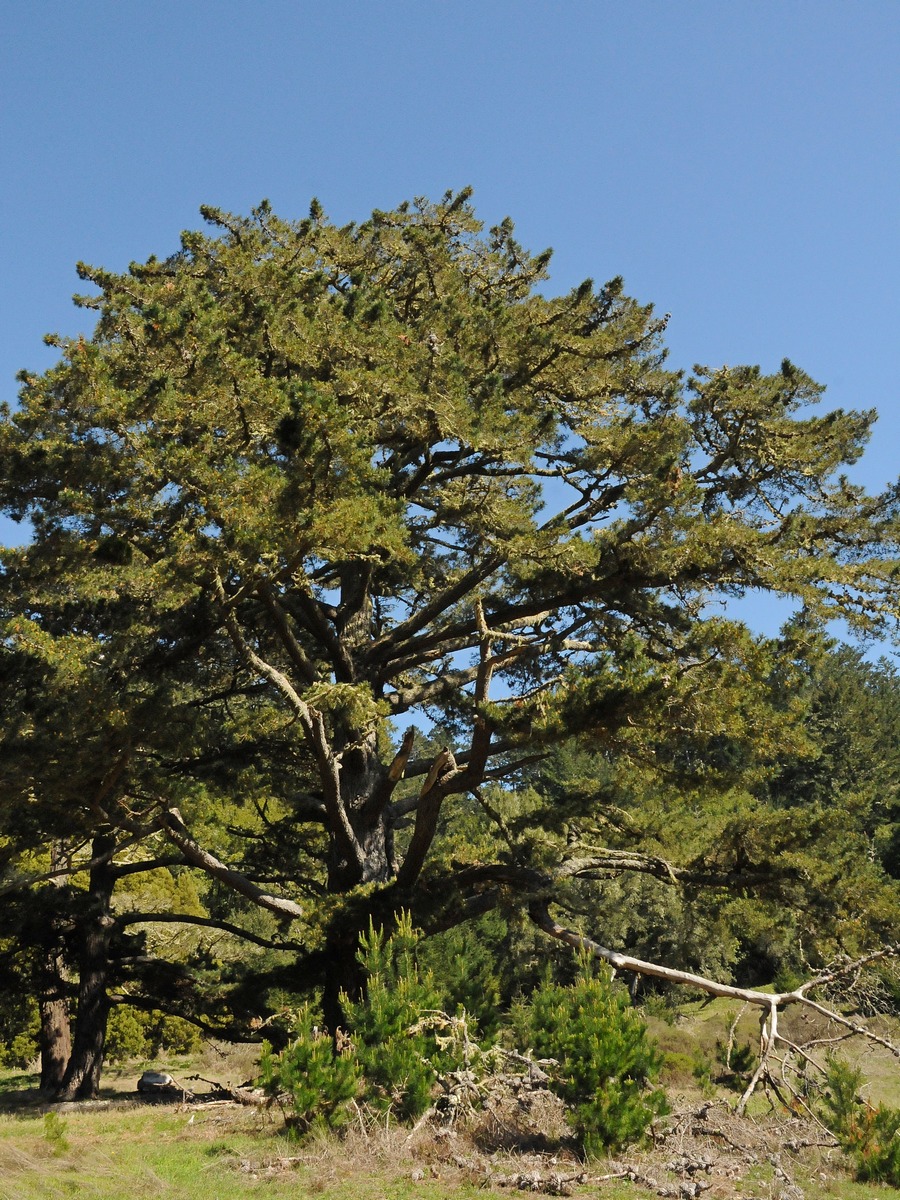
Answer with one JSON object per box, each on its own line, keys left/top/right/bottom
{"left": 511, "top": 955, "right": 668, "bottom": 1156}
{"left": 0, "top": 993, "right": 39, "bottom": 1069}
{"left": 258, "top": 1005, "right": 360, "bottom": 1136}
{"left": 258, "top": 916, "right": 447, "bottom": 1132}
{"left": 417, "top": 913, "right": 505, "bottom": 1038}
{"left": 820, "top": 1056, "right": 900, "bottom": 1186}
{"left": 104, "top": 1006, "right": 204, "bottom": 1063}
{"left": 343, "top": 914, "right": 446, "bottom": 1121}
{"left": 41, "top": 1112, "right": 70, "bottom": 1156}
{"left": 3, "top": 191, "right": 900, "bottom": 1103}
{"left": 104, "top": 1007, "right": 150, "bottom": 1064}
{"left": 264, "top": 921, "right": 668, "bottom": 1154}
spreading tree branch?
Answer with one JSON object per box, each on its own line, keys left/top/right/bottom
{"left": 396, "top": 748, "right": 461, "bottom": 889}
{"left": 528, "top": 899, "right": 900, "bottom": 1112}
{"left": 214, "top": 573, "right": 364, "bottom": 873}
{"left": 115, "top": 910, "right": 304, "bottom": 952}
{"left": 160, "top": 808, "right": 305, "bottom": 920}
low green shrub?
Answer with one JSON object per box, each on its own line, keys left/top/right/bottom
{"left": 42, "top": 1111, "right": 70, "bottom": 1155}
{"left": 0, "top": 996, "right": 39, "bottom": 1069}
{"left": 713, "top": 1025, "right": 755, "bottom": 1090}
{"left": 148, "top": 1012, "right": 203, "bottom": 1057}
{"left": 511, "top": 955, "right": 668, "bottom": 1156}
{"left": 259, "top": 1004, "right": 360, "bottom": 1136}
{"left": 690, "top": 1050, "right": 715, "bottom": 1096}
{"left": 105, "top": 1005, "right": 204, "bottom": 1063}
{"left": 417, "top": 913, "right": 505, "bottom": 1038}
{"left": 105, "top": 1006, "right": 150, "bottom": 1063}
{"left": 259, "top": 922, "right": 668, "bottom": 1155}
{"left": 820, "top": 1055, "right": 900, "bottom": 1186}
{"left": 343, "top": 913, "right": 447, "bottom": 1121}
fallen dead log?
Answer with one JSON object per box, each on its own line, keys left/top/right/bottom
{"left": 187, "top": 1074, "right": 268, "bottom": 1106}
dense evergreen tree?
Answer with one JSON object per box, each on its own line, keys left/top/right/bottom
{"left": 2, "top": 190, "right": 899, "bottom": 1081}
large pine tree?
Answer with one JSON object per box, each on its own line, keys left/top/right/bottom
{"left": 2, "top": 190, "right": 899, "bottom": 1056}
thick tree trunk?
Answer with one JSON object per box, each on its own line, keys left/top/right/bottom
{"left": 322, "top": 738, "right": 395, "bottom": 1032}
{"left": 322, "top": 926, "right": 368, "bottom": 1037}
{"left": 327, "top": 738, "right": 393, "bottom": 891}
{"left": 319, "top": 725, "right": 456, "bottom": 1031}
{"left": 38, "top": 850, "right": 73, "bottom": 1093}
{"left": 55, "top": 836, "right": 116, "bottom": 1101}
{"left": 38, "top": 953, "right": 72, "bottom": 1093}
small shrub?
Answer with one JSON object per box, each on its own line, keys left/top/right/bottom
{"left": 42, "top": 1111, "right": 69, "bottom": 1156}
{"left": 714, "top": 1026, "right": 755, "bottom": 1089}
{"left": 820, "top": 1055, "right": 900, "bottom": 1186}
{"left": 690, "top": 1051, "right": 715, "bottom": 1096}
{"left": 259, "top": 1004, "right": 360, "bottom": 1136}
{"left": 5, "top": 1029, "right": 40, "bottom": 1070}
{"left": 149, "top": 1012, "right": 203, "bottom": 1057}
{"left": 104, "top": 1005, "right": 202, "bottom": 1063}
{"left": 343, "top": 913, "right": 447, "bottom": 1121}
{"left": 0, "top": 997, "right": 39, "bottom": 1069}
{"left": 105, "top": 1006, "right": 150, "bottom": 1063}
{"left": 639, "top": 991, "right": 678, "bottom": 1026}
{"left": 511, "top": 955, "right": 668, "bottom": 1157}
{"left": 418, "top": 914, "right": 505, "bottom": 1038}
{"left": 258, "top": 915, "right": 456, "bottom": 1135}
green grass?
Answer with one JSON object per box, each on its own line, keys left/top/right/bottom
{"left": 3, "top": 1097, "right": 899, "bottom": 1200}
{"left": 0, "top": 1071, "right": 40, "bottom": 1099}
{"left": 3, "top": 998, "right": 900, "bottom": 1200}
{"left": 644, "top": 994, "right": 900, "bottom": 1108}
{"left": 0, "top": 1103, "right": 516, "bottom": 1200}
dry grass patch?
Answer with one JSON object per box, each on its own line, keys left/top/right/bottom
{"left": 4, "top": 1005, "right": 900, "bottom": 1200}
{"left": 3, "top": 1095, "right": 900, "bottom": 1200}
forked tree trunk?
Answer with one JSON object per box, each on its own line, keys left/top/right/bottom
{"left": 321, "top": 736, "right": 399, "bottom": 1032}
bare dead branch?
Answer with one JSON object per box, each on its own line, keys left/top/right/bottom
{"left": 161, "top": 808, "right": 304, "bottom": 920}
{"left": 528, "top": 899, "right": 900, "bottom": 1110}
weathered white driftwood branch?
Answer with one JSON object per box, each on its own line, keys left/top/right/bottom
{"left": 529, "top": 900, "right": 900, "bottom": 1111}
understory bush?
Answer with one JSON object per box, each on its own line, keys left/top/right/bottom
{"left": 105, "top": 1006, "right": 149, "bottom": 1063}
{"left": 342, "top": 913, "right": 449, "bottom": 1120}
{"left": 259, "top": 1004, "right": 360, "bottom": 1135}
{"left": 260, "top": 918, "right": 668, "bottom": 1156}
{"left": 820, "top": 1055, "right": 900, "bottom": 1186}
{"left": 105, "top": 1005, "right": 203, "bottom": 1062}
{"left": 259, "top": 914, "right": 449, "bottom": 1135}
{"left": 0, "top": 995, "right": 39, "bottom": 1069}
{"left": 511, "top": 955, "right": 668, "bottom": 1156}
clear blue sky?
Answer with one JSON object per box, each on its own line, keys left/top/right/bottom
{"left": 2, "top": 1, "right": 898, "bottom": 639}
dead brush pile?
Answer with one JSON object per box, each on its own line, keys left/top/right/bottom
{"left": 407, "top": 1091, "right": 837, "bottom": 1198}
{"left": 244, "top": 1049, "right": 842, "bottom": 1200}
{"left": 235, "top": 1096, "right": 840, "bottom": 1199}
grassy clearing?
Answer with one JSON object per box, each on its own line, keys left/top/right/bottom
{"left": 2, "top": 1095, "right": 900, "bottom": 1200}
{"left": 3, "top": 1003, "right": 900, "bottom": 1200}
{"left": 644, "top": 994, "right": 900, "bottom": 1108}
{"left": 0, "top": 1101, "right": 512, "bottom": 1200}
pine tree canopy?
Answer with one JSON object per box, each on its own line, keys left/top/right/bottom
{"left": 2, "top": 188, "right": 899, "bottom": 940}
